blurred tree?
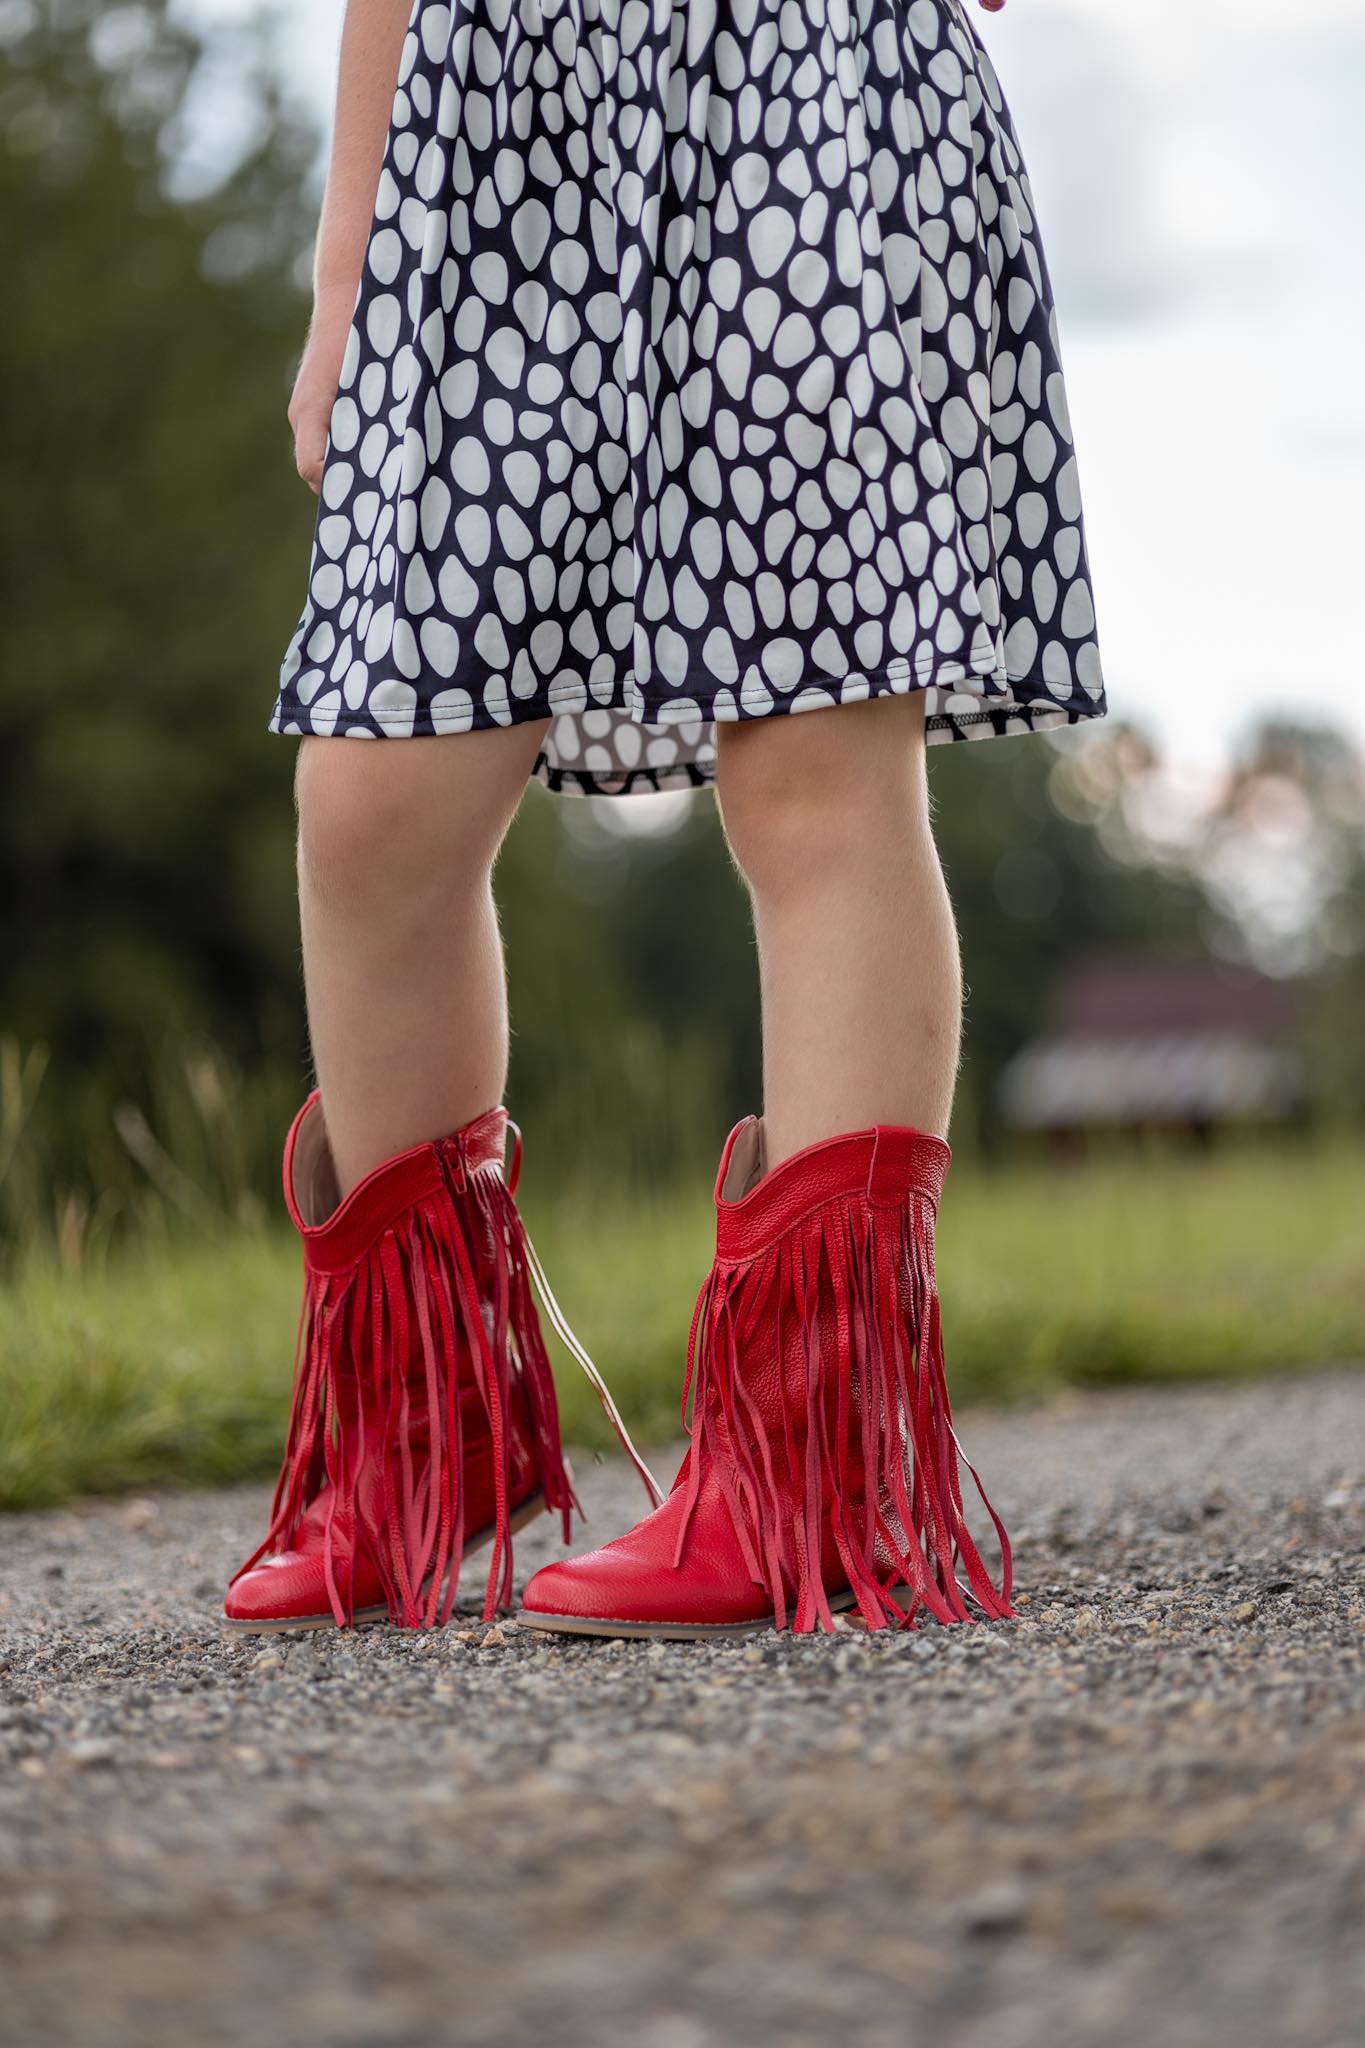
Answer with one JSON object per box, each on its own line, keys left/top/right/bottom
{"left": 1200, "top": 721, "right": 1365, "bottom": 1126}
{"left": 1044, "top": 715, "right": 1365, "bottom": 1130}
{"left": 930, "top": 728, "right": 1213, "bottom": 1149}
{"left": 0, "top": 0, "right": 315, "bottom": 1101}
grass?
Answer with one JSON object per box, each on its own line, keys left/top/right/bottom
{"left": 1, "top": 1143, "right": 1362, "bottom": 1511}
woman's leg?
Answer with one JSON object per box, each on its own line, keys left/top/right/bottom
{"left": 226, "top": 718, "right": 586, "bottom": 1631}
{"left": 518, "top": 694, "right": 1013, "bottom": 1638}
{"left": 714, "top": 693, "right": 960, "bottom": 1166}
{"left": 295, "top": 721, "right": 548, "bottom": 1195}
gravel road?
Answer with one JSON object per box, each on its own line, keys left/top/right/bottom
{"left": 3, "top": 1368, "right": 1364, "bottom": 2048}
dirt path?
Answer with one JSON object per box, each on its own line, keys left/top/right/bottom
{"left": 2, "top": 1368, "right": 1364, "bottom": 2048}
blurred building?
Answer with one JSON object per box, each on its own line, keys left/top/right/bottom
{"left": 998, "top": 957, "right": 1308, "bottom": 1143}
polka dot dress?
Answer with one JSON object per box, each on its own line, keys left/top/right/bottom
{"left": 273, "top": 0, "right": 1107, "bottom": 796}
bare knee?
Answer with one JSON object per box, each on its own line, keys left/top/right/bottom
{"left": 295, "top": 735, "right": 521, "bottom": 919}
{"left": 715, "top": 695, "right": 931, "bottom": 900}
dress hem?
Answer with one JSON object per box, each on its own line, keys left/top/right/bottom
{"left": 271, "top": 656, "right": 1107, "bottom": 797}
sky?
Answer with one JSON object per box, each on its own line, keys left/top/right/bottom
{"left": 978, "top": 0, "right": 1365, "bottom": 781}
{"left": 189, "top": 0, "right": 1365, "bottom": 780}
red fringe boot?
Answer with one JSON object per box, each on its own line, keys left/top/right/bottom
{"left": 225, "top": 1093, "right": 659, "bottom": 1632}
{"left": 520, "top": 1118, "right": 1012, "bottom": 1638}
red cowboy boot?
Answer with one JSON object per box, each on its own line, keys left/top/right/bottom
{"left": 519, "top": 1118, "right": 1013, "bottom": 1639}
{"left": 225, "top": 1093, "right": 659, "bottom": 1632}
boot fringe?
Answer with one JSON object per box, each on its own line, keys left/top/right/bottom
{"left": 233, "top": 1147, "right": 577, "bottom": 1629}
{"left": 677, "top": 1184, "right": 1013, "bottom": 1634}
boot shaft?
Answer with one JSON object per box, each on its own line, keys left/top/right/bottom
{"left": 521, "top": 1115, "right": 1013, "bottom": 1639}
{"left": 241, "top": 1096, "right": 573, "bottom": 1627}
{"left": 231, "top": 1095, "right": 659, "bottom": 1631}
{"left": 683, "top": 1117, "right": 1010, "bottom": 1632}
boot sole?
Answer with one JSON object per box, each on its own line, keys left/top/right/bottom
{"left": 515, "top": 1587, "right": 866, "bottom": 1642}
{"left": 223, "top": 1490, "right": 551, "bottom": 1635}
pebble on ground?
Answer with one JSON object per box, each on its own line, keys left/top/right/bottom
{"left": 1, "top": 1369, "right": 1363, "bottom": 2048}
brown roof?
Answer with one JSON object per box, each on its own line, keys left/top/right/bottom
{"left": 1053, "top": 957, "right": 1307, "bottom": 1041}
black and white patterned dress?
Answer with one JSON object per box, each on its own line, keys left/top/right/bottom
{"left": 273, "top": 0, "right": 1106, "bottom": 796}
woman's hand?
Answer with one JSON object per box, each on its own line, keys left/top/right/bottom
{"left": 287, "top": 297, "right": 353, "bottom": 495}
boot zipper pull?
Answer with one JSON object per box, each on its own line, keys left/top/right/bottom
{"left": 439, "top": 1135, "right": 467, "bottom": 1195}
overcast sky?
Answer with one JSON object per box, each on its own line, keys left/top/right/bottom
{"left": 190, "top": 0, "right": 1365, "bottom": 778}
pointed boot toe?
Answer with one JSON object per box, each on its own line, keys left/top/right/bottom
{"left": 223, "top": 1543, "right": 381, "bottom": 1631}
{"left": 519, "top": 1547, "right": 770, "bottom": 1639}
{"left": 519, "top": 1484, "right": 784, "bottom": 1638}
